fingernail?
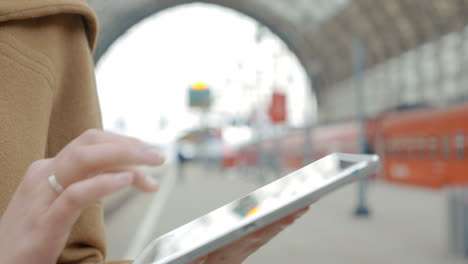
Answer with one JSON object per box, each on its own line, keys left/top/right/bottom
{"left": 144, "top": 148, "right": 165, "bottom": 163}
{"left": 116, "top": 172, "right": 133, "bottom": 184}
{"left": 145, "top": 175, "right": 159, "bottom": 187}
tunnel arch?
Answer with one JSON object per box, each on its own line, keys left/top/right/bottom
{"left": 93, "top": 1, "right": 307, "bottom": 63}
{"left": 91, "top": 0, "right": 316, "bottom": 99}
{"left": 95, "top": 3, "right": 318, "bottom": 137}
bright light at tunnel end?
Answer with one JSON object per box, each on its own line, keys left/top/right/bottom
{"left": 95, "top": 3, "right": 317, "bottom": 149}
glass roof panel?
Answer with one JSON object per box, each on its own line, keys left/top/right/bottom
{"left": 262, "top": 0, "right": 351, "bottom": 24}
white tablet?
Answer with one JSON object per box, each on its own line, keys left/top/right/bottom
{"left": 134, "top": 153, "right": 380, "bottom": 264}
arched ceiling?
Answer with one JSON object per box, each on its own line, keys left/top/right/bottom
{"left": 89, "top": 0, "right": 468, "bottom": 103}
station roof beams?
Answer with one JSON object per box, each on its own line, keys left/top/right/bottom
{"left": 89, "top": 0, "right": 468, "bottom": 100}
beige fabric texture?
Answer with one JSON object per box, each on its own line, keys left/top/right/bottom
{"left": 0, "top": 1, "right": 129, "bottom": 263}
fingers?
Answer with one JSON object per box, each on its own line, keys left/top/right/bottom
{"left": 252, "top": 206, "right": 310, "bottom": 236}
{"left": 78, "top": 166, "right": 160, "bottom": 192}
{"left": 237, "top": 207, "right": 311, "bottom": 254}
{"left": 1, "top": 130, "right": 164, "bottom": 264}
{"left": 46, "top": 171, "right": 135, "bottom": 232}
{"left": 188, "top": 256, "right": 207, "bottom": 264}
{"left": 66, "top": 129, "right": 148, "bottom": 148}
{"left": 204, "top": 206, "right": 310, "bottom": 264}
{"left": 243, "top": 221, "right": 289, "bottom": 252}
{"left": 132, "top": 168, "right": 160, "bottom": 192}
{"left": 122, "top": 167, "right": 159, "bottom": 192}
{"left": 276, "top": 206, "right": 309, "bottom": 226}
{"left": 53, "top": 143, "right": 164, "bottom": 188}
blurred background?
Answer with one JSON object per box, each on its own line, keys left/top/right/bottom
{"left": 90, "top": 1, "right": 468, "bottom": 263}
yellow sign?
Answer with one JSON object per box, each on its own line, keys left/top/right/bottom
{"left": 192, "top": 82, "right": 208, "bottom": 91}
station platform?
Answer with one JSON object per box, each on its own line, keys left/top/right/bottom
{"left": 105, "top": 163, "right": 466, "bottom": 264}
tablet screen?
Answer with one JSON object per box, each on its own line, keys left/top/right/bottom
{"left": 136, "top": 154, "right": 361, "bottom": 264}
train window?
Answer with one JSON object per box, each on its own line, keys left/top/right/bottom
{"left": 390, "top": 139, "right": 397, "bottom": 156}
{"left": 402, "top": 138, "right": 408, "bottom": 158}
{"left": 387, "top": 139, "right": 394, "bottom": 156}
{"left": 395, "top": 139, "right": 403, "bottom": 157}
{"left": 429, "top": 137, "right": 437, "bottom": 159}
{"left": 417, "top": 137, "right": 426, "bottom": 158}
{"left": 402, "top": 139, "right": 409, "bottom": 157}
{"left": 455, "top": 133, "right": 464, "bottom": 160}
{"left": 407, "top": 138, "right": 415, "bottom": 158}
{"left": 441, "top": 135, "right": 450, "bottom": 160}
{"left": 411, "top": 138, "right": 417, "bottom": 157}
{"left": 396, "top": 139, "right": 404, "bottom": 157}
{"left": 386, "top": 139, "right": 394, "bottom": 156}
{"left": 384, "top": 139, "right": 390, "bottom": 154}
{"left": 390, "top": 139, "right": 398, "bottom": 156}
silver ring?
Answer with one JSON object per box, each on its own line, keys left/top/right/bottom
{"left": 48, "top": 174, "right": 64, "bottom": 193}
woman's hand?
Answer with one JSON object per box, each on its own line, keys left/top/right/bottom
{"left": 0, "top": 129, "right": 164, "bottom": 264}
{"left": 190, "top": 207, "right": 309, "bottom": 264}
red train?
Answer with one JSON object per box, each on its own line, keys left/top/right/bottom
{"left": 231, "top": 102, "right": 468, "bottom": 189}
{"left": 379, "top": 103, "right": 468, "bottom": 188}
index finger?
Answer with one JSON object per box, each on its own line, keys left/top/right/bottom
{"left": 54, "top": 143, "right": 164, "bottom": 188}
{"left": 66, "top": 129, "right": 149, "bottom": 149}
{"left": 203, "top": 206, "right": 310, "bottom": 264}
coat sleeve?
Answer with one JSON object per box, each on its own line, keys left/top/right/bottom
{"left": 0, "top": 13, "right": 123, "bottom": 264}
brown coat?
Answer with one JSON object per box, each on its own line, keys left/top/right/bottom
{"left": 0, "top": 0, "right": 128, "bottom": 263}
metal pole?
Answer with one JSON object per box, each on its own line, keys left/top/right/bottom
{"left": 255, "top": 70, "right": 265, "bottom": 180}
{"left": 353, "top": 38, "right": 371, "bottom": 217}
{"left": 303, "top": 73, "right": 316, "bottom": 166}
{"left": 273, "top": 53, "right": 283, "bottom": 177}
